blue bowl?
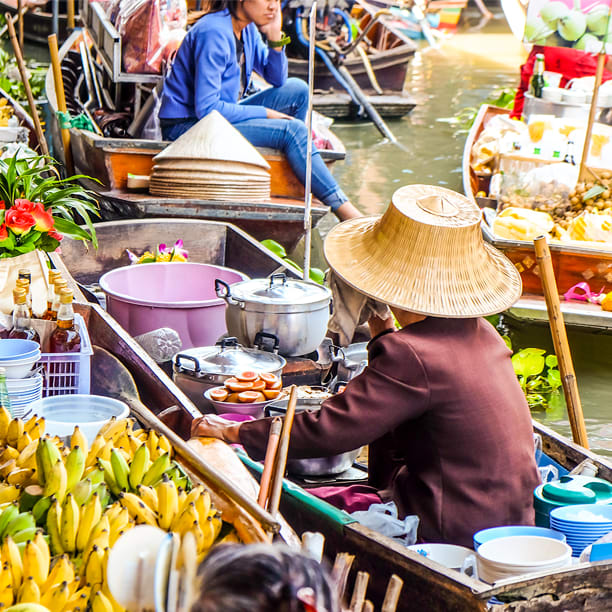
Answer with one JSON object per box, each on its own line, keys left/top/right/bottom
{"left": 550, "top": 504, "right": 612, "bottom": 525}
{"left": 473, "top": 525, "right": 567, "bottom": 550}
{"left": 0, "top": 339, "right": 39, "bottom": 360}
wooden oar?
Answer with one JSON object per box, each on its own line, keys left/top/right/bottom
{"left": 90, "top": 345, "right": 281, "bottom": 534}
{"left": 266, "top": 385, "right": 298, "bottom": 516}
{"left": 257, "top": 416, "right": 282, "bottom": 509}
{"left": 48, "top": 33, "right": 73, "bottom": 173}
{"left": 534, "top": 236, "right": 589, "bottom": 448}
{"left": 5, "top": 14, "right": 49, "bottom": 156}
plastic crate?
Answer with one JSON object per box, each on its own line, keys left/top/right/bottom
{"left": 39, "top": 313, "right": 93, "bottom": 396}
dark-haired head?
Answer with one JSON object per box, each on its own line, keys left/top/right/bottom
{"left": 191, "top": 544, "right": 340, "bottom": 612}
{"left": 204, "top": 0, "right": 240, "bottom": 17}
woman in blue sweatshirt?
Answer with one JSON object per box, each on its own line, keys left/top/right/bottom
{"left": 159, "top": 0, "right": 361, "bottom": 221}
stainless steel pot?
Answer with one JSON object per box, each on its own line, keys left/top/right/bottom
{"left": 172, "top": 337, "right": 286, "bottom": 410}
{"left": 215, "top": 273, "right": 332, "bottom": 357}
{"left": 266, "top": 398, "right": 360, "bottom": 476}
{"left": 330, "top": 342, "right": 369, "bottom": 383}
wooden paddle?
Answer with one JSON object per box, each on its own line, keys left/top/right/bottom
{"left": 533, "top": 237, "right": 589, "bottom": 448}
{"left": 5, "top": 14, "right": 49, "bottom": 156}
{"left": 91, "top": 345, "right": 281, "bottom": 533}
{"left": 257, "top": 417, "right": 282, "bottom": 509}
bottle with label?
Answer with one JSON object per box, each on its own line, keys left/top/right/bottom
{"left": 44, "top": 277, "right": 67, "bottom": 322}
{"left": 42, "top": 270, "right": 61, "bottom": 320}
{"left": 531, "top": 53, "right": 545, "bottom": 98}
{"left": 8, "top": 288, "right": 40, "bottom": 344}
{"left": 564, "top": 140, "right": 576, "bottom": 165}
{"left": 49, "top": 289, "right": 81, "bottom": 353}
{"left": 15, "top": 278, "right": 31, "bottom": 316}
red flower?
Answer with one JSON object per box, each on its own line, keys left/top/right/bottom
{"left": 48, "top": 230, "right": 63, "bottom": 241}
{"left": 31, "top": 203, "right": 55, "bottom": 232}
{"left": 13, "top": 199, "right": 35, "bottom": 213}
{"left": 5, "top": 208, "right": 35, "bottom": 235}
{"left": 0, "top": 225, "right": 7, "bottom": 240}
{"left": 0, "top": 202, "right": 5, "bottom": 210}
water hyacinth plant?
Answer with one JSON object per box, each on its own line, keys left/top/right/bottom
{"left": 0, "top": 154, "right": 98, "bottom": 257}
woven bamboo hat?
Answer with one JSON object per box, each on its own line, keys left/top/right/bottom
{"left": 323, "top": 185, "right": 522, "bottom": 317}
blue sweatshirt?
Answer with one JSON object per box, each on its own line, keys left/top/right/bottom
{"left": 159, "top": 9, "right": 287, "bottom": 123}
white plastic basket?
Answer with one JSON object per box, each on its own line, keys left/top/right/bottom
{"left": 39, "top": 313, "right": 93, "bottom": 396}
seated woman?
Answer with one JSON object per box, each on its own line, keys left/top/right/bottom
{"left": 159, "top": 0, "right": 361, "bottom": 222}
{"left": 190, "top": 543, "right": 340, "bottom": 612}
{"left": 192, "top": 185, "right": 541, "bottom": 548}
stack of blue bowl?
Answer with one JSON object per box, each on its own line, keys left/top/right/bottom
{"left": 550, "top": 504, "right": 612, "bottom": 556}
{"left": 0, "top": 339, "right": 42, "bottom": 418}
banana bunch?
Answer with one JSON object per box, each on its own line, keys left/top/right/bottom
{"left": 0, "top": 410, "right": 46, "bottom": 453}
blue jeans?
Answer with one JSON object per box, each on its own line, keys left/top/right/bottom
{"left": 161, "top": 78, "right": 348, "bottom": 211}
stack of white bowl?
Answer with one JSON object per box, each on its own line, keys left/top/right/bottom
{"left": 550, "top": 504, "right": 612, "bottom": 557}
{"left": 0, "top": 339, "right": 43, "bottom": 418}
{"left": 476, "top": 535, "right": 573, "bottom": 584}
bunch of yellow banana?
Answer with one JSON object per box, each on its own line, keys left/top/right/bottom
{"left": 0, "top": 410, "right": 46, "bottom": 453}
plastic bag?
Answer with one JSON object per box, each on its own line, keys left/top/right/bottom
{"left": 350, "top": 501, "right": 419, "bottom": 546}
{"left": 140, "top": 86, "right": 163, "bottom": 140}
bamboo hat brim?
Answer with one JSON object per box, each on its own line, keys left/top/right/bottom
{"left": 324, "top": 185, "right": 522, "bottom": 318}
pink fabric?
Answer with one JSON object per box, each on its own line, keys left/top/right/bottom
{"left": 308, "top": 484, "right": 382, "bottom": 514}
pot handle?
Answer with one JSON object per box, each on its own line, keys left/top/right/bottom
{"left": 174, "top": 353, "right": 200, "bottom": 373}
{"left": 329, "top": 344, "right": 346, "bottom": 364}
{"left": 254, "top": 331, "right": 280, "bottom": 353}
{"left": 215, "top": 337, "right": 240, "bottom": 349}
{"left": 269, "top": 273, "right": 287, "bottom": 288}
{"left": 215, "top": 279, "right": 241, "bottom": 306}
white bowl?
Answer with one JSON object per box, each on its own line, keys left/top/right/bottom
{"left": 5, "top": 374, "right": 43, "bottom": 392}
{"left": 26, "top": 394, "right": 129, "bottom": 443}
{"left": 407, "top": 544, "right": 473, "bottom": 571}
{"left": 1, "top": 353, "right": 41, "bottom": 379}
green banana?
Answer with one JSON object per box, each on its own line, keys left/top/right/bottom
{"left": 86, "top": 467, "right": 105, "bottom": 486}
{"left": 72, "top": 478, "right": 93, "bottom": 506}
{"left": 4, "top": 604, "right": 52, "bottom": 612}
{"left": 35, "top": 439, "right": 62, "bottom": 489}
{"left": 0, "top": 504, "right": 19, "bottom": 539}
{"left": 42, "top": 459, "right": 67, "bottom": 503}
{"left": 110, "top": 449, "right": 130, "bottom": 492}
{"left": 11, "top": 526, "right": 37, "bottom": 544}
{"left": 128, "top": 443, "right": 149, "bottom": 490}
{"left": 65, "top": 446, "right": 85, "bottom": 492}
{"left": 5, "top": 511, "right": 36, "bottom": 538}
{"left": 97, "top": 459, "right": 121, "bottom": 497}
{"left": 141, "top": 452, "right": 170, "bottom": 487}
{"left": 164, "top": 464, "right": 190, "bottom": 491}
{"left": 92, "top": 483, "right": 111, "bottom": 509}
{"left": 31, "top": 496, "right": 53, "bottom": 526}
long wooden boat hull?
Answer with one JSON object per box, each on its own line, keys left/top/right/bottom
{"left": 81, "top": 298, "right": 612, "bottom": 611}
{"left": 463, "top": 104, "right": 612, "bottom": 330}
{"left": 0, "top": 0, "right": 69, "bottom": 44}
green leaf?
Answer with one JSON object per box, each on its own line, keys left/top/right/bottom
{"left": 545, "top": 354, "right": 558, "bottom": 369}
{"left": 547, "top": 368, "right": 562, "bottom": 390}
{"left": 260, "top": 239, "right": 287, "bottom": 258}
{"left": 511, "top": 348, "right": 546, "bottom": 379}
{"left": 582, "top": 185, "right": 606, "bottom": 202}
{"left": 52, "top": 216, "right": 92, "bottom": 241}
{"left": 502, "top": 335, "right": 512, "bottom": 351}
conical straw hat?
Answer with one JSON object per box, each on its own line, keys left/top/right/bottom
{"left": 154, "top": 110, "right": 270, "bottom": 170}
{"left": 324, "top": 185, "right": 522, "bottom": 317}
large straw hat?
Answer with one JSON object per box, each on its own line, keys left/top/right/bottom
{"left": 323, "top": 185, "right": 522, "bottom": 317}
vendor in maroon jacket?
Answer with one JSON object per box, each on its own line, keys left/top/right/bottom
{"left": 192, "top": 185, "right": 541, "bottom": 548}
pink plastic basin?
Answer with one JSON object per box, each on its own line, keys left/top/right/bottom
{"left": 99, "top": 262, "right": 248, "bottom": 349}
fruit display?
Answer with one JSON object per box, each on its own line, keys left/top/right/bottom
{"left": 524, "top": 0, "right": 612, "bottom": 52}
{"left": 0, "top": 409, "right": 229, "bottom": 611}
{"left": 208, "top": 371, "right": 282, "bottom": 404}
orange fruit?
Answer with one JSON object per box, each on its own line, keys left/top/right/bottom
{"left": 262, "top": 389, "right": 280, "bottom": 400}
{"left": 226, "top": 392, "right": 241, "bottom": 403}
{"left": 237, "top": 391, "right": 265, "bottom": 403}
{"left": 260, "top": 373, "right": 279, "bottom": 386}
{"left": 209, "top": 387, "right": 229, "bottom": 402}
{"left": 225, "top": 380, "right": 254, "bottom": 392}
{"left": 237, "top": 371, "right": 259, "bottom": 382}
{"left": 251, "top": 380, "right": 266, "bottom": 391}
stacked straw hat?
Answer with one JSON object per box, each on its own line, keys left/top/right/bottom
{"left": 150, "top": 110, "right": 271, "bottom": 201}
{"left": 324, "top": 185, "right": 522, "bottom": 317}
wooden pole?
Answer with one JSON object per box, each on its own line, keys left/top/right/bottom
{"left": 66, "top": 0, "right": 75, "bottom": 30}
{"left": 267, "top": 385, "right": 297, "bottom": 516}
{"left": 257, "top": 417, "right": 282, "bottom": 509}
{"left": 534, "top": 236, "right": 589, "bottom": 448}
{"left": 5, "top": 14, "right": 49, "bottom": 156}
{"left": 48, "top": 33, "right": 73, "bottom": 173}
{"left": 17, "top": 0, "right": 23, "bottom": 49}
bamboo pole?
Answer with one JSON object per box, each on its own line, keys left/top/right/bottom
{"left": 267, "top": 385, "right": 298, "bottom": 515}
{"left": 48, "top": 33, "right": 73, "bottom": 173}
{"left": 16, "top": 0, "right": 23, "bottom": 49}
{"left": 534, "top": 236, "right": 589, "bottom": 448}
{"left": 5, "top": 14, "right": 49, "bottom": 156}
{"left": 66, "top": 0, "right": 75, "bottom": 29}
{"left": 257, "top": 417, "right": 282, "bottom": 509}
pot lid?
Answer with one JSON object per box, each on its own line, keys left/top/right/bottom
{"left": 173, "top": 337, "right": 286, "bottom": 376}
{"left": 230, "top": 273, "right": 331, "bottom": 306}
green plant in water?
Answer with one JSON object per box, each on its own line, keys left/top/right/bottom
{"left": 260, "top": 239, "right": 325, "bottom": 284}
{"left": 0, "top": 46, "right": 47, "bottom": 103}
{"left": 511, "top": 347, "right": 563, "bottom": 411}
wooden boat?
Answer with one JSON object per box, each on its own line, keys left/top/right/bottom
{"left": 463, "top": 104, "right": 612, "bottom": 331}
{"left": 45, "top": 29, "right": 344, "bottom": 252}
{"left": 0, "top": 0, "right": 70, "bottom": 44}
{"left": 286, "top": 0, "right": 417, "bottom": 98}
{"left": 72, "top": 293, "right": 612, "bottom": 611}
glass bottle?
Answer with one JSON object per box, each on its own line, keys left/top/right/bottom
{"left": 564, "top": 140, "right": 576, "bottom": 165}
{"left": 45, "top": 278, "right": 67, "bottom": 322}
{"left": 8, "top": 288, "right": 40, "bottom": 344}
{"left": 18, "top": 268, "right": 31, "bottom": 285}
{"left": 530, "top": 53, "right": 545, "bottom": 99}
{"left": 42, "top": 270, "right": 61, "bottom": 320}
{"left": 15, "top": 278, "right": 31, "bottom": 316}
{"left": 50, "top": 288, "right": 81, "bottom": 353}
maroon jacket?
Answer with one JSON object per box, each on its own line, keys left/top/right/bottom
{"left": 240, "top": 317, "right": 540, "bottom": 547}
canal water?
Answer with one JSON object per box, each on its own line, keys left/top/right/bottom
{"left": 320, "top": 9, "right": 612, "bottom": 456}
